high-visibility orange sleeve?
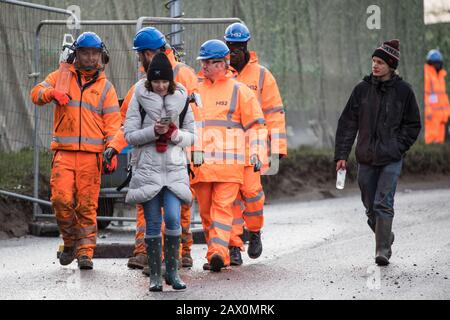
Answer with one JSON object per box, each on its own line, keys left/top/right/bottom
{"left": 30, "top": 71, "right": 58, "bottom": 105}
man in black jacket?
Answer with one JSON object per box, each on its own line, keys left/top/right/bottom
{"left": 334, "top": 39, "right": 421, "bottom": 266}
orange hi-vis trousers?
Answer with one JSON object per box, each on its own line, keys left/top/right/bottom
{"left": 192, "top": 182, "right": 241, "bottom": 266}
{"left": 133, "top": 202, "right": 193, "bottom": 257}
{"left": 50, "top": 150, "right": 101, "bottom": 259}
{"left": 229, "top": 166, "right": 265, "bottom": 249}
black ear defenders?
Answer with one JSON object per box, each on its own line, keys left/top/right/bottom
{"left": 101, "top": 43, "right": 110, "bottom": 65}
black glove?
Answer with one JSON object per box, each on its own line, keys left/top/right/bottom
{"left": 103, "top": 147, "right": 118, "bottom": 166}
{"left": 250, "top": 154, "right": 262, "bottom": 172}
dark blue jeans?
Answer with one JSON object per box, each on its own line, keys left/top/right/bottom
{"left": 357, "top": 159, "right": 403, "bottom": 221}
{"left": 142, "top": 187, "right": 181, "bottom": 238}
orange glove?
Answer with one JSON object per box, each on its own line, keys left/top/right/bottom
{"left": 102, "top": 155, "right": 117, "bottom": 174}
{"left": 50, "top": 89, "right": 70, "bottom": 106}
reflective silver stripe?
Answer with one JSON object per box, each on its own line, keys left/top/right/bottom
{"left": 250, "top": 139, "right": 266, "bottom": 147}
{"left": 40, "top": 81, "right": 52, "bottom": 88}
{"left": 204, "top": 152, "right": 245, "bottom": 162}
{"left": 67, "top": 100, "right": 101, "bottom": 115}
{"left": 62, "top": 227, "right": 77, "bottom": 237}
{"left": 232, "top": 198, "right": 246, "bottom": 211}
{"left": 135, "top": 238, "right": 145, "bottom": 245}
{"left": 38, "top": 89, "right": 45, "bottom": 103}
{"left": 106, "top": 136, "right": 114, "bottom": 142}
{"left": 53, "top": 136, "right": 104, "bottom": 145}
{"left": 173, "top": 63, "right": 185, "bottom": 78}
{"left": 233, "top": 198, "right": 243, "bottom": 207}
{"left": 264, "top": 106, "right": 284, "bottom": 115}
{"left": 232, "top": 218, "right": 244, "bottom": 225}
{"left": 204, "top": 120, "right": 244, "bottom": 129}
{"left": 136, "top": 226, "right": 146, "bottom": 233}
{"left": 244, "top": 210, "right": 263, "bottom": 217}
{"left": 77, "top": 237, "right": 96, "bottom": 246}
{"left": 56, "top": 218, "right": 73, "bottom": 226}
{"left": 99, "top": 81, "right": 112, "bottom": 113}
{"left": 271, "top": 133, "right": 287, "bottom": 139}
{"left": 243, "top": 190, "right": 264, "bottom": 203}
{"left": 244, "top": 118, "right": 265, "bottom": 131}
{"left": 79, "top": 225, "right": 97, "bottom": 237}
{"left": 258, "top": 66, "right": 266, "bottom": 104}
{"left": 211, "top": 221, "right": 232, "bottom": 232}
{"left": 102, "top": 105, "right": 120, "bottom": 114}
{"left": 210, "top": 237, "right": 229, "bottom": 248}
{"left": 195, "top": 121, "right": 205, "bottom": 128}
{"left": 227, "top": 83, "right": 241, "bottom": 122}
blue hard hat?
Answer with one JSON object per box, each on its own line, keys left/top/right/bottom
{"left": 427, "top": 49, "right": 443, "bottom": 62}
{"left": 75, "top": 32, "right": 103, "bottom": 49}
{"left": 224, "top": 22, "right": 251, "bottom": 42}
{"left": 133, "top": 27, "right": 166, "bottom": 51}
{"left": 196, "top": 40, "right": 230, "bottom": 60}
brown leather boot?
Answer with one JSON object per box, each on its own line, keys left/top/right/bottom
{"left": 127, "top": 253, "right": 148, "bottom": 269}
{"left": 181, "top": 252, "right": 193, "bottom": 268}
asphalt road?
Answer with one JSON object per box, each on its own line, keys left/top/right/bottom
{"left": 1, "top": 187, "right": 449, "bottom": 300}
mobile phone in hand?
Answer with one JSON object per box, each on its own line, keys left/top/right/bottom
{"left": 160, "top": 117, "right": 171, "bottom": 125}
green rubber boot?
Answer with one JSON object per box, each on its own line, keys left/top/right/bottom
{"left": 164, "top": 234, "right": 186, "bottom": 290}
{"left": 145, "top": 237, "right": 163, "bottom": 292}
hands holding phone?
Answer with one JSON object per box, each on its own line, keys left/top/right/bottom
{"left": 154, "top": 117, "right": 171, "bottom": 135}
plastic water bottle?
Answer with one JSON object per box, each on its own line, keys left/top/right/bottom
{"left": 336, "top": 168, "right": 346, "bottom": 190}
{"left": 55, "top": 34, "right": 75, "bottom": 95}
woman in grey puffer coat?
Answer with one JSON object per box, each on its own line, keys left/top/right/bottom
{"left": 124, "top": 53, "right": 196, "bottom": 292}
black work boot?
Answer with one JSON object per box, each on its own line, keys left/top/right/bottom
{"left": 164, "top": 234, "right": 186, "bottom": 290}
{"left": 145, "top": 237, "right": 163, "bottom": 292}
{"left": 375, "top": 216, "right": 394, "bottom": 266}
{"left": 202, "top": 262, "right": 211, "bottom": 271}
{"left": 59, "top": 246, "right": 75, "bottom": 266}
{"left": 247, "top": 231, "right": 263, "bottom": 259}
{"left": 77, "top": 256, "right": 93, "bottom": 270}
{"left": 210, "top": 253, "right": 225, "bottom": 272}
{"left": 127, "top": 253, "right": 148, "bottom": 269}
{"left": 229, "top": 247, "right": 243, "bottom": 266}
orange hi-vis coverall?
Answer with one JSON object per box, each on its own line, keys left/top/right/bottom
{"left": 229, "top": 51, "right": 287, "bottom": 249}
{"left": 30, "top": 65, "right": 121, "bottom": 259}
{"left": 108, "top": 49, "right": 201, "bottom": 257}
{"left": 191, "top": 70, "right": 266, "bottom": 266}
{"left": 424, "top": 63, "right": 450, "bottom": 144}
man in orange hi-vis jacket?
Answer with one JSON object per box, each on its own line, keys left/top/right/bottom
{"left": 424, "top": 49, "right": 450, "bottom": 144}
{"left": 106, "top": 27, "right": 202, "bottom": 271}
{"left": 191, "top": 39, "right": 267, "bottom": 272}
{"left": 30, "top": 32, "right": 121, "bottom": 270}
{"left": 223, "top": 23, "right": 287, "bottom": 266}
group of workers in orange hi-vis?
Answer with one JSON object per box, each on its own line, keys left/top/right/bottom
{"left": 30, "top": 22, "right": 287, "bottom": 289}
{"left": 424, "top": 49, "right": 450, "bottom": 144}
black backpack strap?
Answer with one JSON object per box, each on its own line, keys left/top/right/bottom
{"left": 116, "top": 166, "right": 132, "bottom": 192}
{"left": 139, "top": 103, "right": 146, "bottom": 127}
{"left": 178, "top": 96, "right": 191, "bottom": 129}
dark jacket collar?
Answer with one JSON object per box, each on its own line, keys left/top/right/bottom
{"left": 363, "top": 73, "right": 402, "bottom": 92}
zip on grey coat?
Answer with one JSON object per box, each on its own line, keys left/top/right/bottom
{"left": 124, "top": 79, "right": 196, "bottom": 205}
